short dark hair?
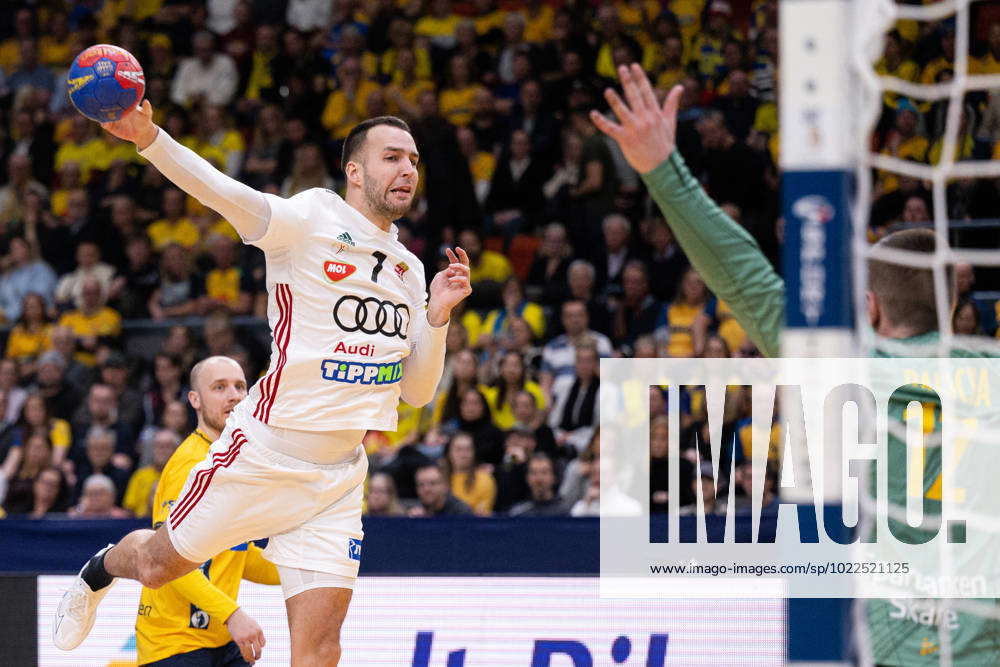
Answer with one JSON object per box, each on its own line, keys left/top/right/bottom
{"left": 415, "top": 461, "right": 446, "bottom": 480}
{"left": 341, "top": 116, "right": 411, "bottom": 167}
{"left": 868, "top": 227, "right": 945, "bottom": 334}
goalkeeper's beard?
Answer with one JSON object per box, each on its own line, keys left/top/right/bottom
{"left": 364, "top": 176, "right": 411, "bottom": 221}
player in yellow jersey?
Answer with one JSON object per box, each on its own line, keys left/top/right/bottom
{"left": 137, "top": 355, "right": 279, "bottom": 665}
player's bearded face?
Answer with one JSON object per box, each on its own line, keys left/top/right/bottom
{"left": 362, "top": 154, "right": 417, "bottom": 220}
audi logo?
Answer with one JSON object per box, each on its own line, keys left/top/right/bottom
{"left": 333, "top": 295, "right": 410, "bottom": 339}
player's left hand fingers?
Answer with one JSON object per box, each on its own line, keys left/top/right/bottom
{"left": 448, "top": 262, "right": 469, "bottom": 275}
{"left": 455, "top": 247, "right": 470, "bottom": 266}
{"left": 445, "top": 247, "right": 459, "bottom": 264}
{"left": 619, "top": 65, "right": 646, "bottom": 117}
{"left": 604, "top": 87, "right": 634, "bottom": 127}
{"left": 631, "top": 63, "right": 659, "bottom": 114}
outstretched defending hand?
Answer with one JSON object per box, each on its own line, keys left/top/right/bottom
{"left": 590, "top": 63, "right": 684, "bottom": 174}
{"left": 100, "top": 99, "right": 159, "bottom": 150}
{"left": 427, "top": 247, "right": 472, "bottom": 327}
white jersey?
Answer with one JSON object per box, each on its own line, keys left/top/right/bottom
{"left": 247, "top": 188, "right": 431, "bottom": 431}
{"left": 139, "top": 130, "right": 448, "bottom": 435}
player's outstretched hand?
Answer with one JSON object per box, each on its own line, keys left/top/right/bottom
{"left": 590, "top": 63, "right": 684, "bottom": 174}
{"left": 427, "top": 247, "right": 472, "bottom": 327}
{"left": 225, "top": 607, "right": 265, "bottom": 664}
{"left": 99, "top": 99, "right": 159, "bottom": 150}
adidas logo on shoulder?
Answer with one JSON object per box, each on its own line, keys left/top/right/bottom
{"left": 337, "top": 232, "right": 356, "bottom": 247}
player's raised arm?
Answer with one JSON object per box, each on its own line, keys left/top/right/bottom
{"left": 100, "top": 100, "right": 270, "bottom": 242}
{"left": 399, "top": 247, "right": 472, "bottom": 407}
{"left": 592, "top": 64, "right": 785, "bottom": 358}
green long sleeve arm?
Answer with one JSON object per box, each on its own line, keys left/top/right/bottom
{"left": 641, "top": 151, "right": 785, "bottom": 358}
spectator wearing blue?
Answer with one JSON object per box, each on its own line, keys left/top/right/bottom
{"left": 539, "top": 299, "right": 612, "bottom": 403}
{"left": 0, "top": 236, "right": 56, "bottom": 322}
{"left": 8, "top": 39, "right": 55, "bottom": 97}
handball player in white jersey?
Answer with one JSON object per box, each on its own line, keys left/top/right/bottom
{"left": 53, "top": 100, "right": 472, "bottom": 664}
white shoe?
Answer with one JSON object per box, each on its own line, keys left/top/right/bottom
{"left": 53, "top": 544, "right": 117, "bottom": 650}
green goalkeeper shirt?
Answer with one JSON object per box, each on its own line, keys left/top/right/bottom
{"left": 641, "top": 150, "right": 1000, "bottom": 666}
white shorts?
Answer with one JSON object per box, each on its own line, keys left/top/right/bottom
{"left": 165, "top": 405, "right": 368, "bottom": 578}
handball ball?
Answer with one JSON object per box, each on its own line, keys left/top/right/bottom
{"left": 67, "top": 44, "right": 145, "bottom": 123}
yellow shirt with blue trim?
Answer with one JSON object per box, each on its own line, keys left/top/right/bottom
{"left": 136, "top": 430, "right": 280, "bottom": 665}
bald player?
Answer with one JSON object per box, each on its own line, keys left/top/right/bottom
{"left": 135, "top": 356, "right": 279, "bottom": 666}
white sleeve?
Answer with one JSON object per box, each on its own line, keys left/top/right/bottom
{"left": 399, "top": 304, "right": 449, "bottom": 408}
{"left": 138, "top": 129, "right": 270, "bottom": 242}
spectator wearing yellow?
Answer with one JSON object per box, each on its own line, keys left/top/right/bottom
{"left": 523, "top": 0, "right": 555, "bottom": 43}
{"left": 321, "top": 56, "right": 382, "bottom": 140}
{"left": 669, "top": 0, "right": 706, "bottom": 54}
{"left": 54, "top": 117, "right": 103, "bottom": 183}
{"left": 201, "top": 234, "right": 254, "bottom": 316}
{"left": 877, "top": 103, "right": 928, "bottom": 193}
{"left": 482, "top": 277, "right": 546, "bottom": 342}
{"left": 656, "top": 268, "right": 708, "bottom": 358}
{"left": 472, "top": 0, "right": 508, "bottom": 36}
{"left": 122, "top": 429, "right": 180, "bottom": 518}
{"left": 920, "top": 26, "right": 955, "bottom": 84}
{"left": 243, "top": 24, "right": 282, "bottom": 103}
{"left": 458, "top": 227, "right": 512, "bottom": 286}
{"left": 875, "top": 30, "right": 920, "bottom": 110}
{"left": 439, "top": 54, "right": 487, "bottom": 127}
{"left": 5, "top": 293, "right": 53, "bottom": 369}
{"left": 446, "top": 431, "right": 496, "bottom": 515}
{"left": 690, "top": 1, "right": 735, "bottom": 80}
{"left": 415, "top": 0, "right": 462, "bottom": 50}
{"left": 38, "top": 10, "right": 72, "bottom": 67}
{"left": 0, "top": 8, "right": 33, "bottom": 71}
{"left": 385, "top": 48, "right": 435, "bottom": 118}
{"left": 18, "top": 392, "right": 72, "bottom": 465}
{"left": 480, "top": 350, "right": 546, "bottom": 431}
{"left": 56, "top": 277, "right": 123, "bottom": 367}
{"left": 380, "top": 19, "right": 433, "bottom": 83}
{"left": 98, "top": 0, "right": 162, "bottom": 37}
{"left": 188, "top": 106, "right": 246, "bottom": 178}
{"left": 457, "top": 126, "right": 495, "bottom": 205}
{"left": 972, "top": 22, "right": 1000, "bottom": 74}
{"left": 48, "top": 161, "right": 84, "bottom": 218}
{"left": 654, "top": 36, "right": 687, "bottom": 94}
{"left": 148, "top": 188, "right": 200, "bottom": 251}
{"left": 617, "top": 0, "right": 661, "bottom": 44}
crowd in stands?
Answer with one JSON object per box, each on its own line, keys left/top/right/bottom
{"left": 0, "top": 0, "right": 997, "bottom": 521}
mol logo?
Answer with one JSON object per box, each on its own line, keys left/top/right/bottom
{"left": 323, "top": 260, "right": 356, "bottom": 282}
{"left": 411, "top": 632, "right": 669, "bottom": 666}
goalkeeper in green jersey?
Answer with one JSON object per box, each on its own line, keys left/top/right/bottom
{"left": 592, "top": 63, "right": 999, "bottom": 666}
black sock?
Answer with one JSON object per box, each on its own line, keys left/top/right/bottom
{"left": 81, "top": 546, "right": 115, "bottom": 592}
